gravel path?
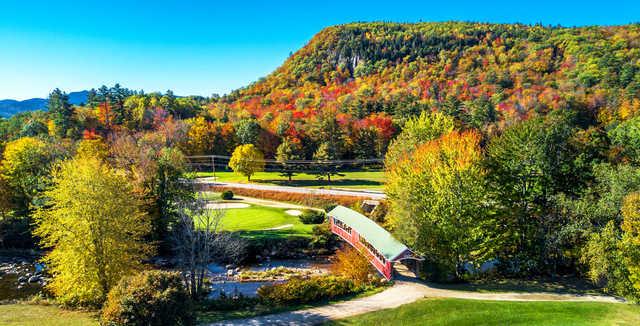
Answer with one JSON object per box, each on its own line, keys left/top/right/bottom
{"left": 206, "top": 274, "right": 623, "bottom": 326}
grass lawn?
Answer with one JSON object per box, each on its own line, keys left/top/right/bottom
{"left": 193, "top": 170, "right": 385, "bottom": 190}
{"left": 0, "top": 304, "right": 98, "bottom": 326}
{"left": 216, "top": 204, "right": 314, "bottom": 240}
{"left": 326, "top": 298, "right": 640, "bottom": 326}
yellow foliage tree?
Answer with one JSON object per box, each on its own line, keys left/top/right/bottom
{"left": 621, "top": 192, "right": 640, "bottom": 293}
{"left": 1, "top": 137, "right": 51, "bottom": 211}
{"left": 75, "top": 138, "right": 109, "bottom": 161}
{"left": 330, "top": 246, "right": 372, "bottom": 286}
{"left": 34, "top": 156, "right": 151, "bottom": 306}
{"left": 228, "top": 144, "right": 264, "bottom": 181}
{"left": 185, "top": 116, "right": 214, "bottom": 155}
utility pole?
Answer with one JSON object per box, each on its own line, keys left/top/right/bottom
{"left": 211, "top": 155, "right": 216, "bottom": 181}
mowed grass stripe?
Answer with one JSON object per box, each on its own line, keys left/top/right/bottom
{"left": 326, "top": 298, "right": 640, "bottom": 326}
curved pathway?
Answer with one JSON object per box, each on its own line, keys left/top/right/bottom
{"left": 207, "top": 273, "right": 623, "bottom": 326}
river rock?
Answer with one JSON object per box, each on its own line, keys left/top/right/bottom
{"left": 18, "top": 276, "right": 27, "bottom": 283}
{"left": 28, "top": 275, "right": 41, "bottom": 283}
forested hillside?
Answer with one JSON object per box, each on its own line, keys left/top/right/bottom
{"left": 216, "top": 22, "right": 640, "bottom": 157}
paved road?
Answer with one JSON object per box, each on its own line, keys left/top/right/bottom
{"left": 195, "top": 179, "right": 387, "bottom": 200}
{"left": 206, "top": 268, "right": 623, "bottom": 326}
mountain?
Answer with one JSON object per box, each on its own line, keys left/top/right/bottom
{"left": 0, "top": 98, "right": 48, "bottom": 117}
{"left": 222, "top": 22, "right": 640, "bottom": 131}
{"left": 0, "top": 90, "right": 90, "bottom": 117}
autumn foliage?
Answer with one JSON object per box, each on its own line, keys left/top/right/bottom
{"left": 330, "top": 246, "right": 373, "bottom": 286}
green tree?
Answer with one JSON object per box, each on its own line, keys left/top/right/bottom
{"left": 309, "top": 110, "right": 345, "bottom": 160}
{"left": 466, "top": 96, "right": 497, "bottom": 129}
{"left": 485, "top": 114, "right": 584, "bottom": 268}
{"left": 47, "top": 88, "right": 74, "bottom": 138}
{"left": 228, "top": 144, "right": 264, "bottom": 181}
{"left": 276, "top": 137, "right": 303, "bottom": 182}
{"left": 609, "top": 116, "right": 640, "bottom": 164}
{"left": 353, "top": 127, "right": 380, "bottom": 159}
{"left": 34, "top": 156, "right": 151, "bottom": 306}
{"left": 312, "top": 142, "right": 343, "bottom": 183}
{"left": 235, "top": 119, "right": 261, "bottom": 145}
{"left": 154, "top": 147, "right": 190, "bottom": 247}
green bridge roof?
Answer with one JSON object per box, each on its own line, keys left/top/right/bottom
{"left": 328, "top": 205, "right": 409, "bottom": 261}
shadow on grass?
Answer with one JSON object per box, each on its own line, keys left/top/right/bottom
{"left": 425, "top": 276, "right": 607, "bottom": 295}
{"left": 251, "top": 179, "right": 383, "bottom": 188}
{"left": 234, "top": 230, "right": 310, "bottom": 241}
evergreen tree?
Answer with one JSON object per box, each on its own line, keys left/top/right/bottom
{"left": 47, "top": 88, "right": 74, "bottom": 138}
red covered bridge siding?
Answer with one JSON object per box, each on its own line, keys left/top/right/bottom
{"left": 328, "top": 206, "right": 412, "bottom": 280}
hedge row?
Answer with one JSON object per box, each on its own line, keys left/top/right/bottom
{"left": 257, "top": 275, "right": 357, "bottom": 305}
{"left": 208, "top": 186, "right": 365, "bottom": 208}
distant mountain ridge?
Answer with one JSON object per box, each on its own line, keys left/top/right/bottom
{"left": 0, "top": 90, "right": 89, "bottom": 117}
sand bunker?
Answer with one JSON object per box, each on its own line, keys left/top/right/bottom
{"left": 285, "top": 209, "right": 303, "bottom": 216}
{"left": 206, "top": 202, "right": 250, "bottom": 209}
{"left": 265, "top": 224, "right": 294, "bottom": 230}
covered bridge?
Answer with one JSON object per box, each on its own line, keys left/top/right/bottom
{"left": 328, "top": 205, "right": 416, "bottom": 280}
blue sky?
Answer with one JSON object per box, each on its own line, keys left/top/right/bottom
{"left": 1, "top": 0, "right": 639, "bottom": 100}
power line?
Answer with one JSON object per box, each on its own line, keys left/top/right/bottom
{"left": 185, "top": 155, "right": 384, "bottom": 165}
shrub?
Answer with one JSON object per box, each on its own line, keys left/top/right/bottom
{"left": 200, "top": 292, "right": 260, "bottom": 312}
{"left": 101, "top": 270, "right": 194, "bottom": 326}
{"left": 298, "top": 209, "right": 325, "bottom": 224}
{"left": 221, "top": 190, "right": 234, "bottom": 200}
{"left": 309, "top": 223, "right": 338, "bottom": 252}
{"left": 257, "top": 275, "right": 356, "bottom": 305}
{"left": 330, "top": 246, "right": 374, "bottom": 286}
{"left": 323, "top": 204, "right": 338, "bottom": 213}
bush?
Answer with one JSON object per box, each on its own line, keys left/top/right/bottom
{"left": 309, "top": 223, "right": 338, "bottom": 252}
{"left": 221, "top": 190, "right": 234, "bottom": 200}
{"left": 257, "top": 275, "right": 356, "bottom": 305}
{"left": 101, "top": 271, "right": 194, "bottom": 326}
{"left": 298, "top": 209, "right": 325, "bottom": 224}
{"left": 200, "top": 292, "right": 260, "bottom": 312}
